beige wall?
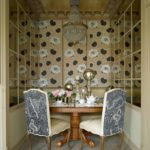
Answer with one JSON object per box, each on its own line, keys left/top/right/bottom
{"left": 124, "top": 104, "right": 141, "bottom": 149}
{"left": 8, "top": 106, "right": 27, "bottom": 150}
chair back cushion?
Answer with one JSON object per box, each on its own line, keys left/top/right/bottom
{"left": 101, "top": 89, "right": 126, "bottom": 136}
{"left": 24, "top": 89, "right": 51, "bottom": 136}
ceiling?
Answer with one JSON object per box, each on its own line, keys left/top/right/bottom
{"left": 10, "top": 0, "right": 138, "bottom": 19}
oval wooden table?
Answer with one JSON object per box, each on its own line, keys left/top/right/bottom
{"left": 50, "top": 103, "right": 103, "bottom": 147}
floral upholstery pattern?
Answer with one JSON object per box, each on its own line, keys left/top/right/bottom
{"left": 102, "top": 89, "right": 126, "bottom": 136}
{"left": 80, "top": 89, "right": 126, "bottom": 137}
{"left": 79, "top": 89, "right": 126, "bottom": 150}
{"left": 24, "top": 89, "right": 51, "bottom": 136}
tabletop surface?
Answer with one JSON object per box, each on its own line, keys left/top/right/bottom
{"left": 50, "top": 101, "right": 103, "bottom": 108}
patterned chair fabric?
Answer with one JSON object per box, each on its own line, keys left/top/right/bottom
{"left": 80, "top": 89, "right": 126, "bottom": 137}
{"left": 102, "top": 89, "right": 126, "bottom": 136}
{"left": 24, "top": 89, "right": 51, "bottom": 137}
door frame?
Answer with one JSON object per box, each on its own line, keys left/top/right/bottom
{"left": 0, "top": 0, "right": 9, "bottom": 149}
{"left": 141, "top": 0, "right": 150, "bottom": 149}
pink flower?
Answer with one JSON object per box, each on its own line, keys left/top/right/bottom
{"left": 66, "top": 91, "right": 72, "bottom": 97}
{"left": 58, "top": 89, "right": 65, "bottom": 97}
{"left": 52, "top": 89, "right": 60, "bottom": 97}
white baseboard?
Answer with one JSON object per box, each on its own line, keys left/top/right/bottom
{"left": 11, "top": 134, "right": 26, "bottom": 150}
{"left": 124, "top": 133, "right": 141, "bottom": 150}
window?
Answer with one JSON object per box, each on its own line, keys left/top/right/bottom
{"left": 9, "top": 1, "right": 32, "bottom": 107}
{"left": 112, "top": 0, "right": 141, "bottom": 107}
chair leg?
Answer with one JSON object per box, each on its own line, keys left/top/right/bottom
{"left": 79, "top": 129, "right": 84, "bottom": 150}
{"left": 119, "top": 131, "right": 124, "bottom": 150}
{"left": 47, "top": 137, "right": 51, "bottom": 150}
{"left": 67, "top": 129, "right": 71, "bottom": 149}
{"left": 100, "top": 136, "right": 104, "bottom": 150}
{"left": 27, "top": 133, "right": 32, "bottom": 150}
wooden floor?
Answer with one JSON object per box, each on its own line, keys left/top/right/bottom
{"left": 20, "top": 134, "right": 131, "bottom": 150}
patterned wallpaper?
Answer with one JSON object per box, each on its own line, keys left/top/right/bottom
{"left": 10, "top": 19, "right": 117, "bottom": 88}
{"left": 31, "top": 19, "right": 114, "bottom": 88}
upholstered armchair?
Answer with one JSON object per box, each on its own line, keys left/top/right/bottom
{"left": 24, "top": 89, "right": 70, "bottom": 150}
{"left": 79, "top": 89, "right": 126, "bottom": 150}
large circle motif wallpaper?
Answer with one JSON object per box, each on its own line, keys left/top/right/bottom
{"left": 10, "top": 19, "right": 141, "bottom": 88}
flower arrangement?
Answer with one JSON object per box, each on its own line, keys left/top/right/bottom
{"left": 48, "top": 89, "right": 76, "bottom": 100}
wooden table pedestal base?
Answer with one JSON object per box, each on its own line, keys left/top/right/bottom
{"left": 50, "top": 106, "right": 102, "bottom": 148}
{"left": 56, "top": 113, "right": 95, "bottom": 148}
{"left": 81, "top": 130, "right": 95, "bottom": 148}
{"left": 56, "top": 131, "right": 68, "bottom": 147}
